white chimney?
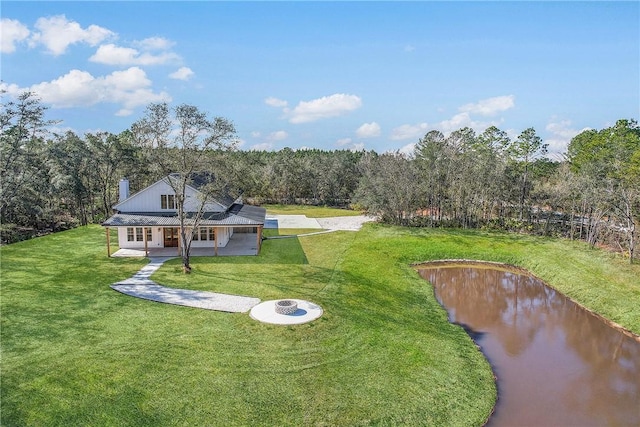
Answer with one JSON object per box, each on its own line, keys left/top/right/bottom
{"left": 119, "top": 178, "right": 130, "bottom": 202}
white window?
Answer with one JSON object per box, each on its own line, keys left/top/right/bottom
{"left": 191, "top": 227, "right": 216, "bottom": 241}
{"left": 127, "top": 227, "right": 148, "bottom": 242}
{"left": 161, "top": 194, "right": 176, "bottom": 209}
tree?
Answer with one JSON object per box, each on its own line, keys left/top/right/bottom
{"left": 48, "top": 131, "right": 93, "bottom": 225}
{"left": 475, "top": 126, "right": 511, "bottom": 223}
{"left": 131, "top": 102, "right": 237, "bottom": 272}
{"left": 1, "top": 92, "right": 57, "bottom": 231}
{"left": 354, "top": 151, "right": 421, "bottom": 225}
{"left": 509, "top": 128, "right": 548, "bottom": 220}
{"left": 85, "top": 132, "right": 141, "bottom": 219}
{"left": 568, "top": 119, "right": 640, "bottom": 262}
{"left": 414, "top": 130, "right": 448, "bottom": 226}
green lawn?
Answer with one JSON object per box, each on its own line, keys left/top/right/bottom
{"left": 2, "top": 224, "right": 639, "bottom": 426}
{"left": 264, "top": 204, "right": 363, "bottom": 217}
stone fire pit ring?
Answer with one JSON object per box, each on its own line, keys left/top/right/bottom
{"left": 275, "top": 299, "right": 298, "bottom": 315}
{"left": 250, "top": 299, "right": 323, "bottom": 325}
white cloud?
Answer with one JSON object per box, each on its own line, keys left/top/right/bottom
{"left": 267, "top": 130, "right": 288, "bottom": 142}
{"left": 336, "top": 137, "right": 352, "bottom": 146}
{"left": 459, "top": 95, "right": 515, "bottom": 116}
{"left": 389, "top": 96, "right": 514, "bottom": 142}
{"left": 545, "top": 119, "right": 590, "bottom": 157}
{"left": 0, "top": 82, "right": 21, "bottom": 96}
{"left": 287, "top": 93, "right": 362, "bottom": 124}
{"left": 29, "top": 70, "right": 98, "bottom": 107}
{"left": 250, "top": 131, "right": 261, "bottom": 138}
{"left": 22, "top": 67, "right": 170, "bottom": 115}
{"left": 90, "top": 43, "right": 179, "bottom": 66}
{"left": 169, "top": 66, "right": 194, "bottom": 81}
{"left": 1, "top": 19, "right": 30, "bottom": 53}
{"left": 398, "top": 142, "right": 417, "bottom": 156}
{"left": 356, "top": 122, "right": 381, "bottom": 138}
{"left": 404, "top": 44, "right": 415, "bottom": 52}
{"left": 134, "top": 37, "right": 175, "bottom": 51}
{"left": 30, "top": 15, "right": 114, "bottom": 55}
{"left": 265, "top": 97, "right": 288, "bottom": 108}
{"left": 390, "top": 122, "right": 430, "bottom": 140}
{"left": 439, "top": 112, "right": 474, "bottom": 133}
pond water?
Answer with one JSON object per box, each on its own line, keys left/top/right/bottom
{"left": 417, "top": 264, "right": 640, "bottom": 427}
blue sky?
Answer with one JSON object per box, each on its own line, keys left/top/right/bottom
{"left": 2, "top": 2, "right": 638, "bottom": 156}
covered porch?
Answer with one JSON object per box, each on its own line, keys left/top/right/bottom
{"left": 108, "top": 231, "right": 262, "bottom": 257}
{"left": 102, "top": 203, "right": 266, "bottom": 258}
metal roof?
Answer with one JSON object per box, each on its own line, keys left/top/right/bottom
{"left": 102, "top": 204, "right": 266, "bottom": 227}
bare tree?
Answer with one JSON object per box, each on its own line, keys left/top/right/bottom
{"left": 354, "top": 151, "right": 421, "bottom": 225}
{"left": 131, "top": 102, "right": 237, "bottom": 272}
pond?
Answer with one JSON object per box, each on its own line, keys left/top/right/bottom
{"left": 416, "top": 263, "right": 640, "bottom": 427}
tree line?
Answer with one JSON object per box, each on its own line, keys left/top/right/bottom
{"left": 2, "top": 93, "right": 638, "bottom": 262}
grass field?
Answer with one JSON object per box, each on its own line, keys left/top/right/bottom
{"left": 2, "top": 221, "right": 639, "bottom": 426}
{"left": 264, "top": 204, "right": 363, "bottom": 217}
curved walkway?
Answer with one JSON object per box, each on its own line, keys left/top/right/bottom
{"left": 111, "top": 257, "right": 260, "bottom": 313}
{"left": 108, "top": 213, "right": 359, "bottom": 316}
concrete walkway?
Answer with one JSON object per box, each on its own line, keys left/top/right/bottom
{"left": 111, "top": 257, "right": 260, "bottom": 313}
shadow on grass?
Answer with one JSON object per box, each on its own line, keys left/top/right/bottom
{"left": 191, "top": 237, "right": 309, "bottom": 265}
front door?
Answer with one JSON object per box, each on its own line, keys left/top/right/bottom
{"left": 163, "top": 228, "right": 179, "bottom": 247}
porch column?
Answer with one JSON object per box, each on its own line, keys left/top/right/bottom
{"left": 256, "top": 225, "right": 263, "bottom": 253}
{"left": 106, "top": 227, "right": 111, "bottom": 257}
{"left": 143, "top": 227, "right": 148, "bottom": 257}
{"left": 177, "top": 228, "right": 181, "bottom": 256}
{"left": 214, "top": 227, "right": 218, "bottom": 256}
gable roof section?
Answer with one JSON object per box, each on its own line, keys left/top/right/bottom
{"left": 113, "top": 174, "right": 236, "bottom": 213}
{"left": 113, "top": 177, "right": 169, "bottom": 211}
{"left": 187, "top": 172, "right": 241, "bottom": 207}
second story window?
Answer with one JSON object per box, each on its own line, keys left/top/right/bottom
{"left": 161, "top": 194, "right": 176, "bottom": 209}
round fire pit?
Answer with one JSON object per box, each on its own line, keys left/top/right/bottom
{"left": 251, "top": 299, "right": 323, "bottom": 325}
{"left": 275, "top": 299, "right": 298, "bottom": 315}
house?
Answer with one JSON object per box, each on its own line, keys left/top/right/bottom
{"left": 101, "top": 176, "right": 266, "bottom": 257}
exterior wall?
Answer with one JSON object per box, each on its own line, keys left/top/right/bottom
{"left": 117, "top": 226, "right": 232, "bottom": 249}
{"left": 114, "top": 179, "right": 226, "bottom": 213}
{"left": 189, "top": 227, "right": 230, "bottom": 248}
{"left": 117, "top": 227, "right": 163, "bottom": 249}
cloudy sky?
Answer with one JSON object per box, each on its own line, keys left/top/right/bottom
{"left": 2, "top": 2, "right": 638, "bottom": 156}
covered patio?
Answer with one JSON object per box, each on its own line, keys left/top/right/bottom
{"left": 102, "top": 201, "right": 266, "bottom": 258}
{"left": 109, "top": 232, "right": 261, "bottom": 257}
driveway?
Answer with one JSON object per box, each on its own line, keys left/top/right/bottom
{"left": 265, "top": 214, "right": 375, "bottom": 231}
